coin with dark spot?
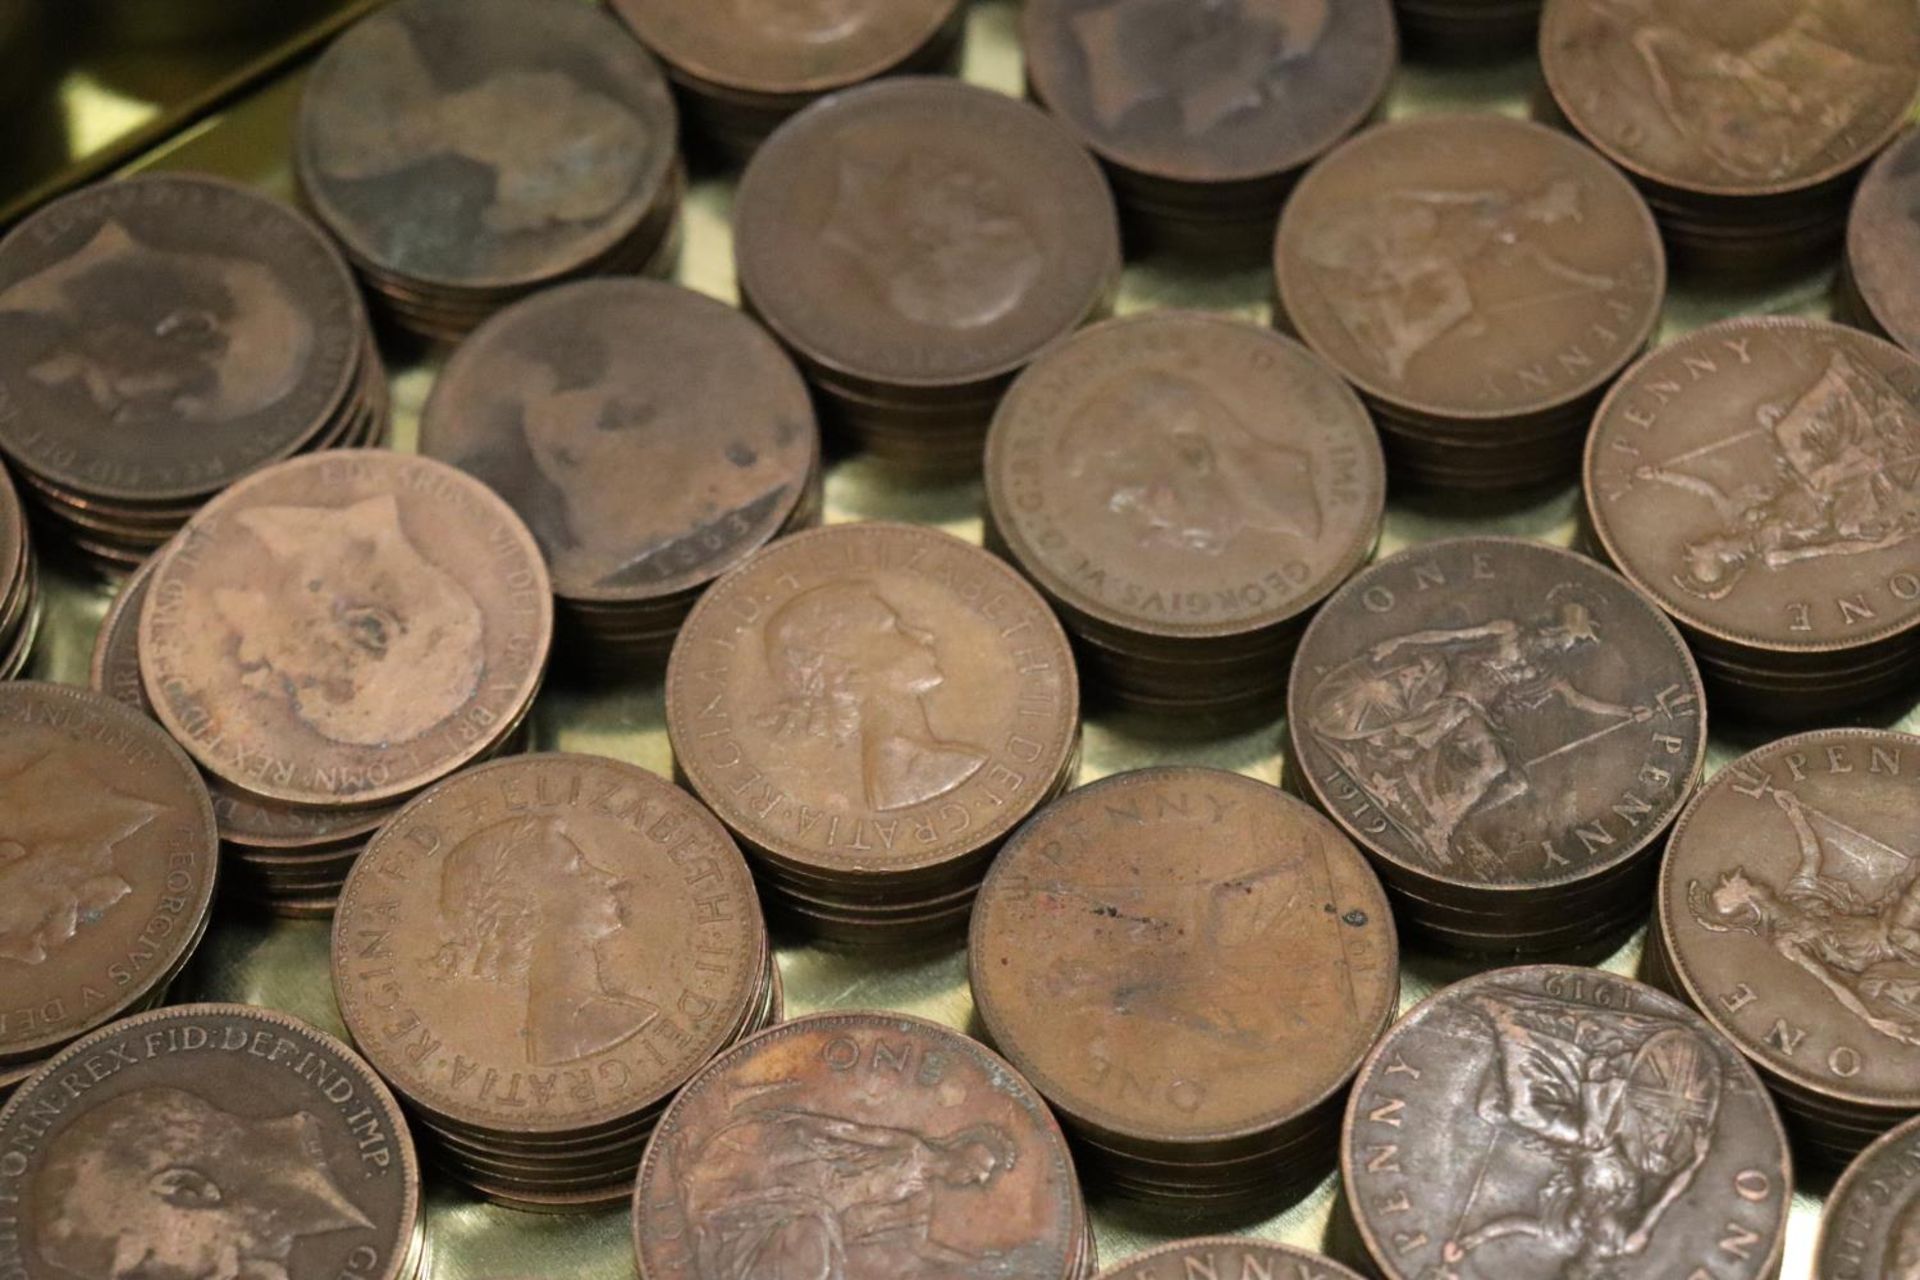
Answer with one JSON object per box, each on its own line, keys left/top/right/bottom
{"left": 1656, "top": 729, "right": 1920, "bottom": 1163}
{"left": 1816, "top": 1112, "right": 1920, "bottom": 1279}
{"left": 139, "top": 449, "right": 552, "bottom": 810}
{"left": 1274, "top": 115, "right": 1663, "bottom": 490}
{"left": 633, "top": 1011, "right": 1092, "bottom": 1280}
{"left": 0, "top": 1002, "right": 421, "bottom": 1280}
{"left": 1024, "top": 0, "right": 1396, "bottom": 255}
{"left": 970, "top": 766, "right": 1397, "bottom": 1208}
{"left": 0, "top": 682, "right": 217, "bottom": 1071}
{"left": 1288, "top": 537, "right": 1705, "bottom": 949}
{"left": 1343, "top": 965, "right": 1791, "bottom": 1280}
{"left": 1094, "top": 1238, "right": 1367, "bottom": 1280}
{"left": 1845, "top": 128, "right": 1920, "bottom": 356}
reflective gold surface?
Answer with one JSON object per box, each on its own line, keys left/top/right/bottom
{"left": 19, "top": 3, "right": 1865, "bottom": 1276}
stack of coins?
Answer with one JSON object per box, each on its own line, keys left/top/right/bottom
{"left": 297, "top": 0, "right": 684, "bottom": 344}
{"left": 422, "top": 280, "right": 821, "bottom": 670}
{"left": 971, "top": 769, "right": 1399, "bottom": 1216}
{"left": 668, "top": 523, "right": 1080, "bottom": 951}
{"left": 1275, "top": 115, "right": 1664, "bottom": 491}
{"left": 1541, "top": 0, "right": 1920, "bottom": 276}
{"left": 985, "top": 312, "right": 1384, "bottom": 720}
{"left": 0, "top": 174, "right": 387, "bottom": 573}
{"left": 1815, "top": 1112, "right": 1920, "bottom": 1277}
{"left": 634, "top": 1013, "right": 1098, "bottom": 1280}
{"left": 1343, "top": 966, "right": 1792, "bottom": 1280}
{"left": 734, "top": 79, "right": 1121, "bottom": 476}
{"left": 1841, "top": 127, "right": 1920, "bottom": 353}
{"left": 1288, "top": 538, "right": 1707, "bottom": 957}
{"left": 334, "top": 755, "right": 778, "bottom": 1213}
{"left": 1585, "top": 319, "right": 1920, "bottom": 719}
{"left": 1394, "top": 0, "right": 1540, "bottom": 55}
{"left": 1023, "top": 0, "right": 1396, "bottom": 258}
{"left": 610, "top": 0, "right": 965, "bottom": 163}
{"left": 0, "top": 459, "right": 38, "bottom": 678}
{"left": 1652, "top": 729, "right": 1920, "bottom": 1167}
{"left": 0, "top": 1004, "right": 425, "bottom": 1280}
{"left": 0, "top": 683, "right": 218, "bottom": 1096}
{"left": 134, "top": 451, "right": 553, "bottom": 910}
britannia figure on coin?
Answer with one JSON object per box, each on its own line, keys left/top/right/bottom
{"left": 1690, "top": 789, "right": 1920, "bottom": 1048}
{"left": 434, "top": 814, "right": 659, "bottom": 1066}
{"left": 680, "top": 1108, "right": 1018, "bottom": 1280}
{"left": 0, "top": 219, "right": 312, "bottom": 427}
{"left": 1441, "top": 987, "right": 1722, "bottom": 1277}
{"left": 1631, "top": 351, "right": 1920, "bottom": 601}
{"left": 0, "top": 751, "right": 151, "bottom": 965}
{"left": 34, "top": 1087, "right": 374, "bottom": 1280}
{"left": 212, "top": 494, "right": 486, "bottom": 748}
{"left": 1058, "top": 370, "right": 1321, "bottom": 554}
{"left": 1306, "top": 593, "right": 1652, "bottom": 872}
{"left": 759, "top": 581, "right": 988, "bottom": 813}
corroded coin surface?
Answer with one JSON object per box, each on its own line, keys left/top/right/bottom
{"left": 0, "top": 682, "right": 217, "bottom": 1064}
{"left": 332, "top": 753, "right": 768, "bottom": 1135}
{"left": 1342, "top": 965, "right": 1792, "bottom": 1280}
{"left": 1816, "top": 1112, "right": 1920, "bottom": 1280}
{"left": 0, "top": 1003, "right": 420, "bottom": 1280}
{"left": 139, "top": 450, "right": 552, "bottom": 809}
{"left": 632, "top": 1011, "right": 1086, "bottom": 1280}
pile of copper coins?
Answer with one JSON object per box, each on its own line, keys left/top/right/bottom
{"left": 0, "top": 461, "right": 37, "bottom": 679}
{"left": 0, "top": 174, "right": 386, "bottom": 572}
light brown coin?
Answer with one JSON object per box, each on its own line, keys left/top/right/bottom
{"left": 1094, "top": 1239, "right": 1367, "bottom": 1280}
{"left": 1815, "top": 1113, "right": 1920, "bottom": 1279}
{"left": 139, "top": 449, "right": 552, "bottom": 809}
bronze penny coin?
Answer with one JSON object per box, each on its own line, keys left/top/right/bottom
{"left": 969, "top": 768, "right": 1398, "bottom": 1164}
{"left": 1094, "top": 1238, "right": 1366, "bottom": 1280}
{"left": 0, "top": 174, "right": 363, "bottom": 505}
{"left": 139, "top": 449, "right": 553, "bottom": 810}
{"left": 297, "top": 0, "right": 679, "bottom": 309}
{"left": 632, "top": 1011, "right": 1089, "bottom": 1280}
{"left": 332, "top": 752, "right": 768, "bottom": 1137}
{"left": 1274, "top": 114, "right": 1664, "bottom": 466}
{"left": 666, "top": 521, "right": 1079, "bottom": 884}
{"left": 985, "top": 310, "right": 1384, "bottom": 701}
{"left": 0, "top": 1002, "right": 421, "bottom": 1280}
{"left": 1289, "top": 538, "right": 1706, "bottom": 912}
{"left": 1658, "top": 730, "right": 1920, "bottom": 1137}
{"left": 0, "top": 682, "right": 217, "bottom": 1068}
{"left": 1816, "top": 1112, "right": 1920, "bottom": 1279}
{"left": 420, "top": 279, "right": 819, "bottom": 611}
{"left": 1846, "top": 128, "right": 1920, "bottom": 356}
{"left": 1343, "top": 964, "right": 1792, "bottom": 1280}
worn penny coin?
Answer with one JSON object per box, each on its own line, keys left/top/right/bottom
{"left": 1658, "top": 730, "right": 1920, "bottom": 1131}
{"left": 332, "top": 752, "right": 768, "bottom": 1136}
{"left": 1846, "top": 128, "right": 1920, "bottom": 357}
{"left": 420, "top": 279, "right": 819, "bottom": 609}
{"left": 666, "top": 522, "right": 1079, "bottom": 883}
{"left": 0, "top": 682, "right": 217, "bottom": 1067}
{"left": 1094, "top": 1238, "right": 1366, "bottom": 1280}
{"left": 1343, "top": 965, "right": 1792, "bottom": 1280}
{"left": 1816, "top": 1112, "right": 1920, "bottom": 1279}
{"left": 970, "top": 768, "right": 1398, "bottom": 1157}
{"left": 1289, "top": 537, "right": 1706, "bottom": 903}
{"left": 632, "top": 1011, "right": 1089, "bottom": 1280}
{"left": 139, "top": 449, "right": 553, "bottom": 810}
{"left": 0, "top": 174, "right": 363, "bottom": 504}
{"left": 0, "top": 1002, "right": 420, "bottom": 1280}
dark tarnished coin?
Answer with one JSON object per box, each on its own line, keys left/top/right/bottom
{"left": 1095, "top": 1238, "right": 1367, "bottom": 1280}
{"left": 1023, "top": 0, "right": 1396, "bottom": 255}
{"left": 970, "top": 767, "right": 1398, "bottom": 1208}
{"left": 733, "top": 78, "right": 1120, "bottom": 474}
{"left": 1657, "top": 729, "right": 1920, "bottom": 1160}
{"left": 1274, "top": 115, "right": 1664, "bottom": 490}
{"left": 1816, "top": 1112, "right": 1920, "bottom": 1279}
{"left": 421, "top": 278, "right": 820, "bottom": 661}
{"left": 297, "top": 0, "right": 681, "bottom": 340}
{"left": 0, "top": 1002, "right": 420, "bottom": 1280}
{"left": 1343, "top": 965, "right": 1791, "bottom": 1280}
{"left": 139, "top": 450, "right": 552, "bottom": 810}
{"left": 667, "top": 522, "right": 1079, "bottom": 945}
{"left": 1585, "top": 319, "right": 1920, "bottom": 716}
{"left": 1395, "top": 0, "right": 1542, "bottom": 56}
{"left": 633, "top": 1011, "right": 1091, "bottom": 1280}
{"left": 1845, "top": 128, "right": 1920, "bottom": 357}
{"left": 985, "top": 310, "right": 1384, "bottom": 714}
{"left": 610, "top": 0, "right": 965, "bottom": 160}
{"left": 0, "top": 458, "right": 34, "bottom": 682}
{"left": 1289, "top": 537, "right": 1705, "bottom": 948}
{"left": 0, "top": 683, "right": 217, "bottom": 1070}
